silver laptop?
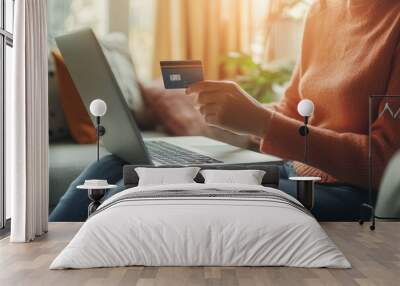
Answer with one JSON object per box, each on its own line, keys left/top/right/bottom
{"left": 56, "top": 29, "right": 281, "bottom": 165}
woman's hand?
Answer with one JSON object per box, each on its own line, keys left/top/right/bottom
{"left": 186, "top": 80, "right": 272, "bottom": 137}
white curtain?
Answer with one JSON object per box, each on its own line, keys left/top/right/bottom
{"left": 7, "top": 0, "right": 49, "bottom": 242}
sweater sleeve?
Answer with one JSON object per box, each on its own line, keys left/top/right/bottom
{"left": 261, "top": 44, "right": 400, "bottom": 188}
{"left": 269, "top": 61, "right": 303, "bottom": 121}
{"left": 269, "top": 2, "right": 318, "bottom": 120}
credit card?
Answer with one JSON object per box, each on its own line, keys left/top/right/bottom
{"left": 160, "top": 60, "right": 204, "bottom": 89}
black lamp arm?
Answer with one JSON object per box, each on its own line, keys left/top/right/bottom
{"left": 96, "top": 117, "right": 106, "bottom": 136}
{"left": 95, "top": 116, "right": 106, "bottom": 162}
{"left": 298, "top": 116, "right": 309, "bottom": 136}
{"left": 96, "top": 125, "right": 106, "bottom": 137}
{"left": 298, "top": 116, "right": 310, "bottom": 164}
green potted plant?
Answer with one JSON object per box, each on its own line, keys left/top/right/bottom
{"left": 221, "top": 0, "right": 310, "bottom": 103}
{"left": 221, "top": 52, "right": 293, "bottom": 103}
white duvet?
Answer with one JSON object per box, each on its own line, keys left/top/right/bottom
{"left": 50, "top": 183, "right": 350, "bottom": 269}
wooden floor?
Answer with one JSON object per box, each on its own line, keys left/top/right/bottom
{"left": 0, "top": 222, "right": 399, "bottom": 286}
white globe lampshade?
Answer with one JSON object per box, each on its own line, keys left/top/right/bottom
{"left": 90, "top": 99, "right": 107, "bottom": 117}
{"left": 297, "top": 99, "right": 314, "bottom": 117}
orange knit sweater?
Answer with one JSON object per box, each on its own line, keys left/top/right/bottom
{"left": 261, "top": 0, "right": 400, "bottom": 188}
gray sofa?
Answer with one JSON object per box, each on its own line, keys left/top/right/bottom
{"left": 49, "top": 142, "right": 104, "bottom": 212}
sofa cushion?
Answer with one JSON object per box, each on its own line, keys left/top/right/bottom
{"left": 52, "top": 50, "right": 97, "bottom": 144}
{"left": 101, "top": 33, "right": 155, "bottom": 129}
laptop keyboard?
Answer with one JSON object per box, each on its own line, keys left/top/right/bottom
{"left": 145, "top": 141, "right": 222, "bottom": 165}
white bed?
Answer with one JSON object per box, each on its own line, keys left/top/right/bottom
{"left": 50, "top": 183, "right": 350, "bottom": 269}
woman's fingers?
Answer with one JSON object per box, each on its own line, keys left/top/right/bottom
{"left": 186, "top": 79, "right": 272, "bottom": 137}
{"left": 199, "top": 104, "right": 227, "bottom": 126}
{"left": 187, "top": 81, "right": 236, "bottom": 107}
{"left": 186, "top": 80, "right": 234, "bottom": 95}
{"left": 197, "top": 91, "right": 229, "bottom": 105}
{"left": 204, "top": 114, "right": 219, "bottom": 125}
{"left": 186, "top": 80, "right": 219, "bottom": 94}
{"left": 199, "top": 104, "right": 220, "bottom": 116}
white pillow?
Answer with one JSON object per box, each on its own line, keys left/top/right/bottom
{"left": 101, "top": 33, "right": 144, "bottom": 115}
{"left": 100, "top": 33, "right": 153, "bottom": 128}
{"left": 135, "top": 167, "right": 201, "bottom": 186}
{"left": 200, "top": 169, "right": 266, "bottom": 185}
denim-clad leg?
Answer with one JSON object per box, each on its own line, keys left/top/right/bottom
{"left": 49, "top": 155, "right": 126, "bottom": 222}
{"left": 278, "top": 162, "right": 368, "bottom": 221}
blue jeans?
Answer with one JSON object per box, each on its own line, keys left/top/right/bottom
{"left": 49, "top": 155, "right": 127, "bottom": 222}
{"left": 49, "top": 155, "right": 368, "bottom": 222}
{"left": 278, "top": 162, "right": 368, "bottom": 221}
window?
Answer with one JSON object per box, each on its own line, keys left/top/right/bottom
{"left": 47, "top": 0, "right": 309, "bottom": 82}
{"left": 1, "top": 0, "right": 14, "bottom": 230}
{"left": 129, "top": 0, "right": 309, "bottom": 80}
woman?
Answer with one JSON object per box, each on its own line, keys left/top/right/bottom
{"left": 50, "top": 0, "right": 400, "bottom": 222}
